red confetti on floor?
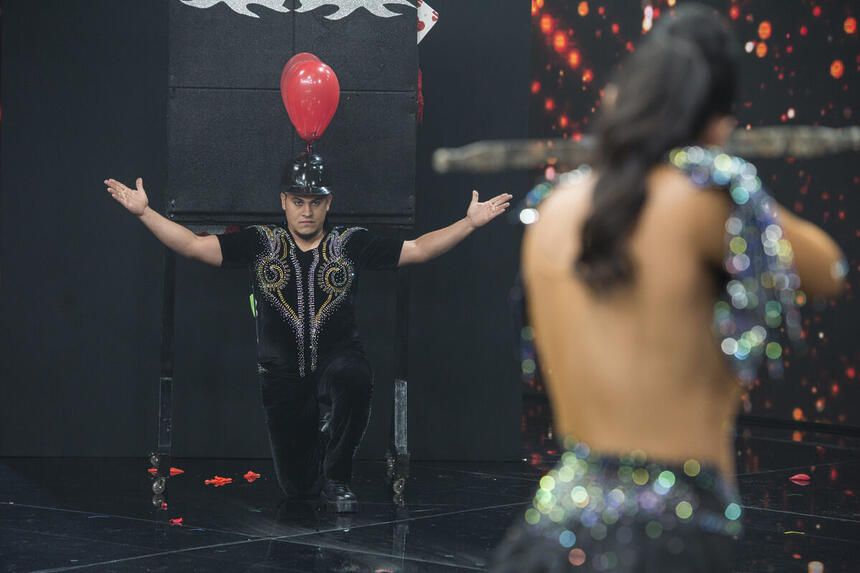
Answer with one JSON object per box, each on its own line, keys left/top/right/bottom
{"left": 244, "top": 471, "right": 261, "bottom": 483}
{"left": 789, "top": 473, "right": 812, "bottom": 486}
{"left": 204, "top": 475, "right": 233, "bottom": 487}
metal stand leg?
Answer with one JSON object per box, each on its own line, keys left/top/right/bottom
{"left": 150, "top": 248, "right": 176, "bottom": 510}
{"left": 386, "top": 266, "right": 410, "bottom": 505}
{"left": 391, "top": 505, "right": 410, "bottom": 568}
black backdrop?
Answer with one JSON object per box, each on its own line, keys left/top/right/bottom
{"left": 0, "top": 0, "right": 529, "bottom": 460}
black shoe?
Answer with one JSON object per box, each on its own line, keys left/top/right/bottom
{"left": 320, "top": 479, "right": 358, "bottom": 513}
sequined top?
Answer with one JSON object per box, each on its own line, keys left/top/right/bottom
{"left": 667, "top": 147, "right": 805, "bottom": 383}
{"left": 218, "top": 225, "right": 403, "bottom": 378}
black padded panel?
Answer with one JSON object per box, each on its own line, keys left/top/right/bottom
{"left": 295, "top": 8, "right": 416, "bottom": 92}
{"left": 168, "top": 89, "right": 415, "bottom": 221}
{"left": 168, "top": 1, "right": 416, "bottom": 222}
{"left": 167, "top": 87, "right": 294, "bottom": 218}
{"left": 169, "top": 2, "right": 294, "bottom": 89}
{"left": 170, "top": 1, "right": 415, "bottom": 91}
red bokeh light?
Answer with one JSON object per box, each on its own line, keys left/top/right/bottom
{"left": 812, "top": 5, "right": 821, "bottom": 17}
{"left": 568, "top": 50, "right": 581, "bottom": 68}
{"left": 845, "top": 17, "right": 857, "bottom": 35}
{"left": 729, "top": 6, "right": 740, "bottom": 20}
{"left": 830, "top": 60, "right": 844, "bottom": 79}
{"left": 531, "top": 81, "right": 541, "bottom": 94}
{"left": 577, "top": 1, "right": 588, "bottom": 17}
{"left": 582, "top": 69, "right": 594, "bottom": 83}
{"left": 544, "top": 98, "right": 555, "bottom": 111}
{"left": 800, "top": 25, "right": 808, "bottom": 36}
{"left": 756, "top": 42, "right": 768, "bottom": 58}
{"left": 553, "top": 30, "right": 568, "bottom": 52}
{"left": 758, "top": 21, "right": 772, "bottom": 40}
{"left": 540, "top": 14, "right": 553, "bottom": 34}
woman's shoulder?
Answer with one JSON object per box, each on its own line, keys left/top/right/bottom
{"left": 522, "top": 177, "right": 594, "bottom": 275}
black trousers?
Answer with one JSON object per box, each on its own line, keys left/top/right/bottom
{"left": 259, "top": 349, "right": 374, "bottom": 497}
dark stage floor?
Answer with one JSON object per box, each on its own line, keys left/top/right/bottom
{"left": 2, "top": 425, "right": 858, "bottom": 572}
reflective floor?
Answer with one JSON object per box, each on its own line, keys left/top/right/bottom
{"left": 2, "top": 425, "right": 858, "bottom": 572}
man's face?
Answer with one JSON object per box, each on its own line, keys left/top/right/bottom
{"left": 281, "top": 192, "right": 332, "bottom": 240}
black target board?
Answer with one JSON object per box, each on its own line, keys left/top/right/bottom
{"left": 167, "top": 0, "right": 417, "bottom": 224}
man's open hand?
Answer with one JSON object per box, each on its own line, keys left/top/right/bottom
{"left": 105, "top": 177, "right": 149, "bottom": 216}
{"left": 466, "top": 190, "right": 513, "bottom": 229}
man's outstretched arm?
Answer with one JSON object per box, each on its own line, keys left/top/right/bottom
{"left": 398, "top": 190, "right": 512, "bottom": 266}
{"left": 105, "top": 177, "right": 223, "bottom": 267}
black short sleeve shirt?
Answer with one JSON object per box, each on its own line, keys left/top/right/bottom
{"left": 218, "top": 225, "right": 403, "bottom": 378}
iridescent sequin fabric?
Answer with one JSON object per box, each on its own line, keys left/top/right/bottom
{"left": 491, "top": 441, "right": 741, "bottom": 572}
{"left": 517, "top": 148, "right": 809, "bottom": 384}
{"left": 668, "top": 146, "right": 804, "bottom": 383}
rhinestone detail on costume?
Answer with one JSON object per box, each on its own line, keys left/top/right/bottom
{"left": 253, "top": 226, "right": 365, "bottom": 377}
{"left": 309, "top": 227, "right": 363, "bottom": 372}
{"left": 253, "top": 226, "right": 307, "bottom": 377}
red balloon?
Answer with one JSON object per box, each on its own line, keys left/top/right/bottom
{"left": 284, "top": 61, "right": 340, "bottom": 143}
{"left": 280, "top": 52, "right": 320, "bottom": 111}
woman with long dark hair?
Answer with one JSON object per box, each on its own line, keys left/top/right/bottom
{"left": 492, "top": 5, "right": 844, "bottom": 572}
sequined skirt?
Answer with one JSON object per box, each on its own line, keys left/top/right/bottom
{"left": 490, "top": 444, "right": 742, "bottom": 572}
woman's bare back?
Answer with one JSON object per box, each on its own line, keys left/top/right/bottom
{"left": 522, "top": 165, "right": 843, "bottom": 478}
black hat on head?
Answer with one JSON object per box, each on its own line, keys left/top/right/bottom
{"left": 282, "top": 152, "right": 331, "bottom": 196}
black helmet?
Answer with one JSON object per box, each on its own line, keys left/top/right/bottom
{"left": 282, "top": 152, "right": 331, "bottom": 196}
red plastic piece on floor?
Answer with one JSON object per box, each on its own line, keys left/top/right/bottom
{"left": 244, "top": 471, "right": 261, "bottom": 483}
{"left": 148, "top": 468, "right": 158, "bottom": 475}
{"left": 160, "top": 502, "right": 168, "bottom": 510}
{"left": 169, "top": 517, "right": 183, "bottom": 526}
{"left": 789, "top": 473, "right": 811, "bottom": 486}
{"left": 204, "top": 475, "right": 233, "bottom": 487}
{"left": 169, "top": 467, "right": 184, "bottom": 476}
